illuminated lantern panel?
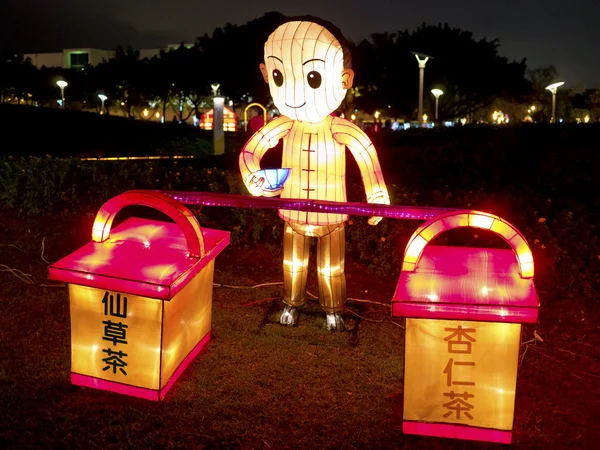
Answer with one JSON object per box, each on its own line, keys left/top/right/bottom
{"left": 404, "top": 318, "right": 521, "bottom": 442}
{"left": 49, "top": 191, "right": 230, "bottom": 401}
{"left": 200, "top": 107, "right": 237, "bottom": 132}
{"left": 393, "top": 210, "right": 540, "bottom": 444}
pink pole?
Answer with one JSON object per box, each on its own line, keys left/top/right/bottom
{"left": 161, "top": 191, "right": 457, "bottom": 221}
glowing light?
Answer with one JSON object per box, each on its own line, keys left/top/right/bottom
{"left": 351, "top": 114, "right": 356, "bottom": 121}
{"left": 199, "top": 107, "right": 237, "bottom": 132}
{"left": 402, "top": 318, "right": 523, "bottom": 443}
{"left": 492, "top": 111, "right": 508, "bottom": 124}
{"left": 56, "top": 80, "right": 68, "bottom": 89}
{"left": 545, "top": 81, "right": 565, "bottom": 93}
{"left": 422, "top": 114, "right": 428, "bottom": 122}
{"left": 584, "top": 115, "right": 590, "bottom": 123}
{"left": 91, "top": 191, "right": 206, "bottom": 258}
{"left": 402, "top": 210, "right": 535, "bottom": 278}
{"left": 243, "top": 103, "right": 267, "bottom": 132}
{"left": 431, "top": 89, "right": 443, "bottom": 98}
{"left": 155, "top": 112, "right": 160, "bottom": 118}
{"left": 469, "top": 213, "right": 494, "bottom": 229}
{"left": 374, "top": 111, "right": 380, "bottom": 119}
{"left": 143, "top": 109, "right": 149, "bottom": 117}
{"left": 48, "top": 191, "right": 230, "bottom": 401}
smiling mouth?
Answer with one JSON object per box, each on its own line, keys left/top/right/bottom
{"left": 285, "top": 102, "right": 306, "bottom": 109}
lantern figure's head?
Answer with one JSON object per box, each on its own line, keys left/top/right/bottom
{"left": 260, "top": 20, "right": 354, "bottom": 123}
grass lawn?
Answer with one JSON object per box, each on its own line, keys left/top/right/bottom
{"left": 1, "top": 211, "right": 599, "bottom": 449}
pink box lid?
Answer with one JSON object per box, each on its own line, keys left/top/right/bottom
{"left": 49, "top": 217, "right": 229, "bottom": 300}
{"left": 393, "top": 245, "right": 539, "bottom": 323}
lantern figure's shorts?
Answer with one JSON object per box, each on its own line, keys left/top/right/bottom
{"left": 283, "top": 221, "right": 346, "bottom": 313}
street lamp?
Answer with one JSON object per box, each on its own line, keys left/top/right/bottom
{"left": 431, "top": 89, "right": 443, "bottom": 121}
{"left": 412, "top": 52, "right": 433, "bottom": 128}
{"left": 98, "top": 94, "right": 107, "bottom": 115}
{"left": 56, "top": 80, "right": 68, "bottom": 108}
{"left": 545, "top": 81, "right": 564, "bottom": 123}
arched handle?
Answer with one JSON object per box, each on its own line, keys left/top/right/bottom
{"left": 402, "top": 210, "right": 533, "bottom": 278}
{"left": 92, "top": 190, "right": 205, "bottom": 258}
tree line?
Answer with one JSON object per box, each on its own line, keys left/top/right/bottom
{"left": 1, "top": 11, "right": 597, "bottom": 123}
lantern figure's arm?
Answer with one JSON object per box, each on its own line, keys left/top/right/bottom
{"left": 239, "top": 116, "right": 294, "bottom": 196}
{"left": 332, "top": 118, "right": 390, "bottom": 225}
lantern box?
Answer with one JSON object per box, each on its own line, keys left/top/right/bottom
{"left": 392, "top": 211, "right": 539, "bottom": 444}
{"left": 49, "top": 191, "right": 229, "bottom": 401}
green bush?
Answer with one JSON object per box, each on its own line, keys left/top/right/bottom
{"left": 0, "top": 128, "right": 597, "bottom": 301}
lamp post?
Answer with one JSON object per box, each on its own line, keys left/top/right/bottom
{"left": 211, "top": 84, "right": 224, "bottom": 155}
{"left": 545, "top": 82, "right": 564, "bottom": 123}
{"left": 431, "top": 89, "right": 443, "bottom": 122}
{"left": 98, "top": 94, "right": 107, "bottom": 115}
{"left": 56, "top": 80, "right": 68, "bottom": 108}
{"left": 412, "top": 52, "right": 432, "bottom": 128}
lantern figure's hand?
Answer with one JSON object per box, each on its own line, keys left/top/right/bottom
{"left": 367, "top": 192, "right": 390, "bottom": 226}
{"left": 248, "top": 173, "right": 284, "bottom": 197}
{"left": 368, "top": 216, "right": 383, "bottom": 226}
{"left": 246, "top": 174, "right": 267, "bottom": 196}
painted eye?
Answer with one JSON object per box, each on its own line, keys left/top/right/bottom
{"left": 307, "top": 71, "right": 322, "bottom": 89}
{"left": 272, "top": 69, "right": 284, "bottom": 87}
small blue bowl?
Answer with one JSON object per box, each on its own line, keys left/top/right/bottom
{"left": 255, "top": 168, "right": 291, "bottom": 190}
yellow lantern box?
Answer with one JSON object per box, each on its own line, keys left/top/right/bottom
{"left": 392, "top": 210, "right": 540, "bottom": 444}
{"left": 49, "top": 191, "right": 229, "bottom": 401}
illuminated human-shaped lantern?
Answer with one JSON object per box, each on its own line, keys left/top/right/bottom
{"left": 49, "top": 191, "right": 229, "bottom": 400}
{"left": 239, "top": 19, "right": 389, "bottom": 330}
{"left": 392, "top": 210, "right": 540, "bottom": 443}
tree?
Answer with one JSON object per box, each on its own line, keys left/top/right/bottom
{"left": 95, "top": 45, "right": 148, "bottom": 118}
{"left": 527, "top": 65, "right": 560, "bottom": 121}
{"left": 0, "top": 53, "right": 37, "bottom": 104}
{"left": 352, "top": 23, "right": 531, "bottom": 121}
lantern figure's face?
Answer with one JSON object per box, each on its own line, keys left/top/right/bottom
{"left": 260, "top": 21, "right": 354, "bottom": 123}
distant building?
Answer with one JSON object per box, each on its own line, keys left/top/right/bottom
{"left": 23, "top": 44, "right": 194, "bottom": 69}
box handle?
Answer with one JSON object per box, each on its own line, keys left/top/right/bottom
{"left": 91, "top": 190, "right": 205, "bottom": 259}
{"left": 402, "top": 210, "right": 533, "bottom": 279}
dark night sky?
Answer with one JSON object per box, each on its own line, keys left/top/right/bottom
{"left": 3, "top": 0, "right": 599, "bottom": 88}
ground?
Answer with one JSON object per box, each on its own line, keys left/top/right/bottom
{"left": 0, "top": 210, "right": 599, "bottom": 449}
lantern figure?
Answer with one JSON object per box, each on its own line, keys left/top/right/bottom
{"left": 200, "top": 106, "right": 238, "bottom": 131}
{"left": 239, "top": 19, "right": 389, "bottom": 331}
{"left": 49, "top": 191, "right": 229, "bottom": 401}
{"left": 392, "top": 210, "right": 539, "bottom": 443}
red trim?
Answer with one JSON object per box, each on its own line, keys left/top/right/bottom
{"left": 403, "top": 421, "right": 512, "bottom": 444}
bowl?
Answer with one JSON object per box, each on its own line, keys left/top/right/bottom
{"left": 254, "top": 168, "right": 291, "bottom": 190}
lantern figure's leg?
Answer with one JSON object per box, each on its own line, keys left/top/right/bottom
{"left": 317, "top": 223, "right": 346, "bottom": 313}
{"left": 282, "top": 222, "right": 310, "bottom": 324}
{"left": 317, "top": 224, "right": 346, "bottom": 331}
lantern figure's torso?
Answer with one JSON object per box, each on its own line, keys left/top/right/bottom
{"left": 279, "top": 115, "right": 346, "bottom": 224}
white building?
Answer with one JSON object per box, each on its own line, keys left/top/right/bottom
{"left": 24, "top": 44, "right": 193, "bottom": 69}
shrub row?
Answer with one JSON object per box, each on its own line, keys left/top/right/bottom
{"left": 0, "top": 155, "right": 597, "bottom": 301}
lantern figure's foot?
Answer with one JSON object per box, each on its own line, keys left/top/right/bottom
{"left": 280, "top": 304, "right": 298, "bottom": 326}
{"left": 326, "top": 312, "right": 345, "bottom": 332}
